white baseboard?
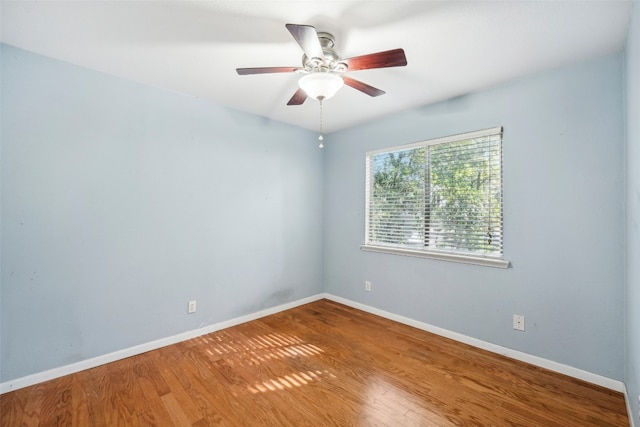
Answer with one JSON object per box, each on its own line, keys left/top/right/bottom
{"left": 323, "top": 293, "right": 626, "bottom": 393}
{"left": 0, "top": 293, "right": 325, "bottom": 394}
{"left": 1, "top": 292, "right": 626, "bottom": 397}
{"left": 625, "top": 383, "right": 638, "bottom": 427}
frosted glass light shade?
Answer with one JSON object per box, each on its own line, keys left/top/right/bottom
{"left": 298, "top": 73, "right": 344, "bottom": 100}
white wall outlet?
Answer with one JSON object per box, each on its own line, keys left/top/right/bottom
{"left": 188, "top": 300, "right": 197, "bottom": 314}
{"left": 513, "top": 314, "right": 525, "bottom": 331}
{"left": 364, "top": 281, "right": 372, "bottom": 292}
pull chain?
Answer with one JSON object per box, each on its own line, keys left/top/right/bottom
{"left": 318, "top": 98, "right": 324, "bottom": 148}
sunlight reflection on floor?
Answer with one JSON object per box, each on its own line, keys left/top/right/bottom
{"left": 248, "top": 369, "right": 336, "bottom": 394}
{"left": 362, "top": 377, "right": 451, "bottom": 426}
{"left": 192, "top": 331, "right": 335, "bottom": 395}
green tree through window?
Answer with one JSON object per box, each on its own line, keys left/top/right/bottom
{"left": 366, "top": 128, "right": 503, "bottom": 258}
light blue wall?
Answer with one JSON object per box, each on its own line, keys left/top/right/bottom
{"left": 0, "top": 38, "right": 632, "bottom": 400}
{"left": 324, "top": 54, "right": 625, "bottom": 380}
{"left": 0, "top": 44, "right": 324, "bottom": 382}
{"left": 625, "top": 2, "right": 640, "bottom": 425}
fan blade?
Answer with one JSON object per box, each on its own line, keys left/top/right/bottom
{"left": 343, "top": 48, "right": 407, "bottom": 71}
{"left": 286, "top": 23, "right": 324, "bottom": 59}
{"left": 343, "top": 77, "right": 385, "bottom": 97}
{"left": 287, "top": 88, "right": 308, "bottom": 105}
{"left": 236, "top": 67, "right": 300, "bottom": 75}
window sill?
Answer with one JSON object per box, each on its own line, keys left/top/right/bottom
{"left": 360, "top": 244, "right": 510, "bottom": 269}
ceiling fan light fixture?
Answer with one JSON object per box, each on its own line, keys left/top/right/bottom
{"left": 298, "top": 72, "right": 344, "bottom": 101}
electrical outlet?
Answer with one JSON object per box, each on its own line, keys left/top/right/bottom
{"left": 513, "top": 314, "right": 525, "bottom": 331}
{"left": 365, "top": 281, "right": 372, "bottom": 292}
{"left": 188, "top": 300, "right": 197, "bottom": 314}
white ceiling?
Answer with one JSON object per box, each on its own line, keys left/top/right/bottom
{"left": 0, "top": 1, "right": 633, "bottom": 133}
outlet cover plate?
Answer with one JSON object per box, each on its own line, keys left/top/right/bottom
{"left": 513, "top": 314, "right": 525, "bottom": 331}
{"left": 188, "top": 300, "right": 197, "bottom": 314}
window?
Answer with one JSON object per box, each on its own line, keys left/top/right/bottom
{"left": 362, "top": 127, "right": 508, "bottom": 268}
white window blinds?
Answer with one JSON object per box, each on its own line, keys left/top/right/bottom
{"left": 365, "top": 127, "right": 504, "bottom": 260}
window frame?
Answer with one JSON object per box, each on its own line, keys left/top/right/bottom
{"left": 361, "top": 126, "right": 510, "bottom": 269}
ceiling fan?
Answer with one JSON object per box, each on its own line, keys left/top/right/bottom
{"left": 236, "top": 23, "right": 408, "bottom": 105}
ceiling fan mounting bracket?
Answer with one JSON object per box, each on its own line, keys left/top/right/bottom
{"left": 316, "top": 32, "right": 335, "bottom": 49}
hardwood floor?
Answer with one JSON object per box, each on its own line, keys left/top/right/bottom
{"left": 0, "top": 299, "right": 629, "bottom": 426}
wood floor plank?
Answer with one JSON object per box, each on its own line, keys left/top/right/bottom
{"left": 136, "top": 376, "right": 175, "bottom": 426}
{"left": 161, "top": 393, "right": 193, "bottom": 426}
{"left": 0, "top": 299, "right": 630, "bottom": 426}
{"left": 154, "top": 359, "right": 204, "bottom": 424}
{"left": 38, "top": 373, "right": 74, "bottom": 426}
{"left": 77, "top": 369, "right": 107, "bottom": 427}
{"left": 133, "top": 352, "right": 171, "bottom": 397}
{"left": 69, "top": 371, "right": 91, "bottom": 427}
{"left": 0, "top": 385, "right": 28, "bottom": 426}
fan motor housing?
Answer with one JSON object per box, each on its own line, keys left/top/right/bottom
{"left": 301, "top": 32, "right": 346, "bottom": 72}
